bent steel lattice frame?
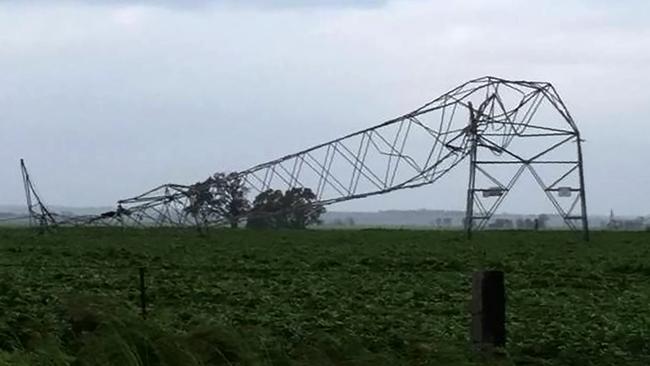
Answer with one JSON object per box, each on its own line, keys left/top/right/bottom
{"left": 20, "top": 77, "right": 589, "bottom": 239}
{"left": 461, "top": 80, "right": 589, "bottom": 240}
{"left": 116, "top": 184, "right": 198, "bottom": 227}
{"left": 20, "top": 159, "right": 57, "bottom": 228}
{"left": 19, "top": 159, "right": 126, "bottom": 228}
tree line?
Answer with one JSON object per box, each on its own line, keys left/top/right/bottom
{"left": 184, "top": 172, "right": 325, "bottom": 229}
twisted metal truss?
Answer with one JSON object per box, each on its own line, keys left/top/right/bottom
{"left": 116, "top": 184, "right": 198, "bottom": 227}
{"left": 19, "top": 77, "right": 589, "bottom": 238}
{"left": 20, "top": 159, "right": 56, "bottom": 228}
{"left": 17, "top": 159, "right": 123, "bottom": 228}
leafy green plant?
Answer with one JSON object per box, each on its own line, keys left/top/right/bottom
{"left": 0, "top": 228, "right": 649, "bottom": 365}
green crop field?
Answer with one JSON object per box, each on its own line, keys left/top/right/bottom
{"left": 0, "top": 228, "right": 648, "bottom": 365}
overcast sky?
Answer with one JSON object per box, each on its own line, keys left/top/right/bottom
{"left": 1, "top": 0, "right": 648, "bottom": 215}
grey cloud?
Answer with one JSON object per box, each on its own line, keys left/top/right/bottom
{"left": 0, "top": 0, "right": 648, "bottom": 215}
{"left": 5, "top": 0, "right": 390, "bottom": 9}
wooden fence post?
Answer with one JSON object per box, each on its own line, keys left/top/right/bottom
{"left": 471, "top": 271, "right": 506, "bottom": 351}
{"left": 139, "top": 267, "right": 147, "bottom": 319}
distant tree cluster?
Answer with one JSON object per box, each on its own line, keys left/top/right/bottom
{"left": 486, "top": 214, "right": 549, "bottom": 230}
{"left": 186, "top": 173, "right": 324, "bottom": 230}
{"left": 514, "top": 214, "right": 549, "bottom": 230}
{"left": 434, "top": 217, "right": 454, "bottom": 228}
{"left": 488, "top": 218, "right": 514, "bottom": 229}
{"left": 331, "top": 217, "right": 356, "bottom": 227}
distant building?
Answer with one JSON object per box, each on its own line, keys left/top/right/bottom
{"left": 607, "top": 210, "right": 646, "bottom": 230}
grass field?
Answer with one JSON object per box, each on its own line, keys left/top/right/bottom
{"left": 0, "top": 228, "right": 648, "bottom": 365}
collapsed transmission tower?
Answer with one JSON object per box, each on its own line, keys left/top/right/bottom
{"left": 23, "top": 77, "right": 589, "bottom": 239}
{"left": 20, "top": 159, "right": 57, "bottom": 228}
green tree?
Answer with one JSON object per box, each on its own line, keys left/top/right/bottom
{"left": 537, "top": 214, "right": 550, "bottom": 230}
{"left": 211, "top": 172, "right": 251, "bottom": 228}
{"left": 186, "top": 172, "right": 251, "bottom": 228}
{"left": 247, "top": 187, "right": 325, "bottom": 229}
{"left": 186, "top": 179, "right": 216, "bottom": 224}
{"left": 246, "top": 189, "right": 284, "bottom": 229}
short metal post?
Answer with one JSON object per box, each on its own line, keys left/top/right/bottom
{"left": 139, "top": 267, "right": 147, "bottom": 319}
{"left": 471, "top": 271, "right": 506, "bottom": 351}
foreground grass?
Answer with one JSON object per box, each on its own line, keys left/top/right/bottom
{"left": 0, "top": 228, "right": 648, "bottom": 365}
